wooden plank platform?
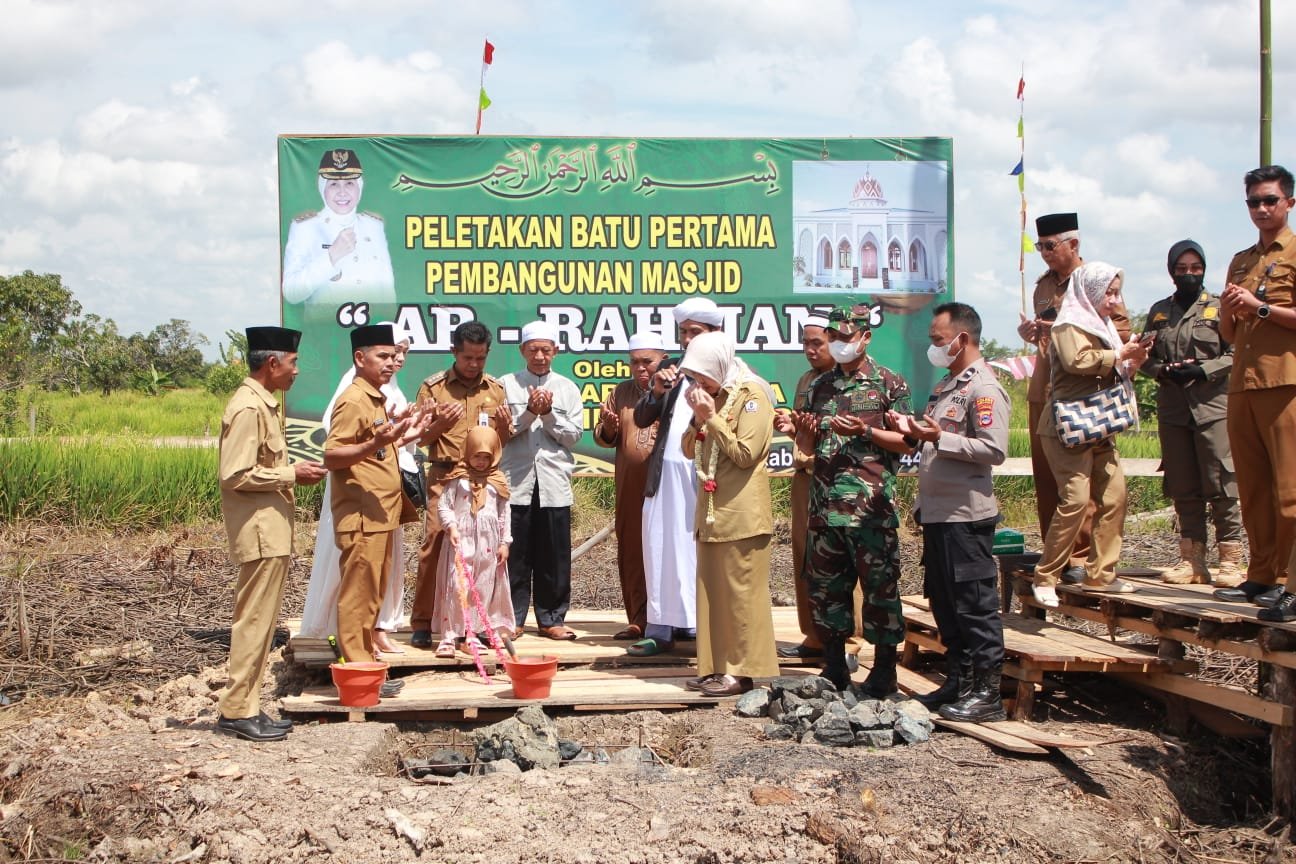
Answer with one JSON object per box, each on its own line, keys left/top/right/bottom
{"left": 285, "top": 607, "right": 832, "bottom": 670}
{"left": 281, "top": 665, "right": 819, "bottom": 720}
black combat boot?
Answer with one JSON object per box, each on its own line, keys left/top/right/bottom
{"left": 859, "top": 643, "right": 898, "bottom": 699}
{"left": 820, "top": 637, "right": 851, "bottom": 691}
{"left": 915, "top": 654, "right": 972, "bottom": 709}
{"left": 939, "top": 663, "right": 1007, "bottom": 723}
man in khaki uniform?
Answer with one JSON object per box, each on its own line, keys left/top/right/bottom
{"left": 1139, "top": 239, "right": 1242, "bottom": 585}
{"left": 408, "top": 321, "right": 513, "bottom": 647}
{"left": 324, "top": 323, "right": 427, "bottom": 662}
{"left": 1018, "top": 213, "right": 1129, "bottom": 581}
{"left": 217, "top": 326, "right": 326, "bottom": 742}
{"left": 1215, "top": 165, "right": 1296, "bottom": 622}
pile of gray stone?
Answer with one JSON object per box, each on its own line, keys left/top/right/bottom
{"left": 735, "top": 676, "right": 934, "bottom": 748}
{"left": 403, "top": 705, "right": 655, "bottom": 779}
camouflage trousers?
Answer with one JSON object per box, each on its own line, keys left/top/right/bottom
{"left": 803, "top": 523, "right": 904, "bottom": 646}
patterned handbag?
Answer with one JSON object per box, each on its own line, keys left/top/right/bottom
{"left": 1052, "top": 381, "right": 1137, "bottom": 448}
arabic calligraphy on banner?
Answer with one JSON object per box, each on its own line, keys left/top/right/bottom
{"left": 279, "top": 135, "right": 954, "bottom": 474}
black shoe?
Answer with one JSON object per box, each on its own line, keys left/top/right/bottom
{"left": 915, "top": 656, "right": 972, "bottom": 709}
{"left": 821, "top": 637, "right": 851, "bottom": 691}
{"left": 1213, "top": 581, "right": 1273, "bottom": 603}
{"left": 1254, "top": 586, "right": 1283, "bottom": 608}
{"left": 777, "top": 642, "right": 825, "bottom": 660}
{"left": 258, "top": 711, "right": 293, "bottom": 732}
{"left": 410, "top": 630, "right": 433, "bottom": 649}
{"left": 1258, "top": 592, "right": 1296, "bottom": 623}
{"left": 217, "top": 715, "right": 287, "bottom": 742}
{"left": 939, "top": 665, "right": 1007, "bottom": 723}
{"left": 859, "top": 643, "right": 899, "bottom": 699}
{"left": 1061, "top": 565, "right": 1086, "bottom": 585}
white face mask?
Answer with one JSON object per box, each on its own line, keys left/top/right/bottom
{"left": 926, "top": 335, "right": 965, "bottom": 369}
{"left": 828, "top": 337, "right": 864, "bottom": 364}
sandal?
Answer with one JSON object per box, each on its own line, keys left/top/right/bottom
{"left": 626, "top": 637, "right": 674, "bottom": 657}
{"left": 457, "top": 636, "right": 486, "bottom": 654}
{"left": 613, "top": 625, "right": 644, "bottom": 641}
{"left": 433, "top": 640, "right": 456, "bottom": 659}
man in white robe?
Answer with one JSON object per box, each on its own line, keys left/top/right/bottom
{"left": 628, "top": 298, "right": 726, "bottom": 656}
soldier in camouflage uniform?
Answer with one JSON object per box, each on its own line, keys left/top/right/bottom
{"left": 793, "top": 304, "right": 914, "bottom": 694}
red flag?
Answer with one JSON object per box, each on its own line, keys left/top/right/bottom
{"left": 483, "top": 40, "right": 495, "bottom": 65}
{"left": 1016, "top": 76, "right": 1025, "bottom": 99}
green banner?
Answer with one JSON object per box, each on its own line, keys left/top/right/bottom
{"left": 279, "top": 135, "right": 954, "bottom": 474}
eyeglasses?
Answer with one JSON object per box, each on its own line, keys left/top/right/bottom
{"left": 1036, "top": 239, "right": 1069, "bottom": 252}
{"left": 1246, "top": 195, "right": 1284, "bottom": 209}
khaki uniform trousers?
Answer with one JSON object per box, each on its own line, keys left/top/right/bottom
{"left": 1228, "top": 385, "right": 1296, "bottom": 588}
{"left": 337, "top": 529, "right": 395, "bottom": 663}
{"left": 1030, "top": 401, "right": 1095, "bottom": 566}
{"left": 790, "top": 471, "right": 865, "bottom": 653}
{"left": 410, "top": 462, "right": 456, "bottom": 632}
{"left": 219, "top": 555, "right": 289, "bottom": 720}
{"left": 1158, "top": 418, "right": 1241, "bottom": 544}
{"left": 696, "top": 534, "right": 780, "bottom": 679}
{"left": 1036, "top": 434, "right": 1126, "bottom": 587}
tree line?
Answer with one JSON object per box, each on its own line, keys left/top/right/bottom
{"left": 0, "top": 271, "right": 247, "bottom": 429}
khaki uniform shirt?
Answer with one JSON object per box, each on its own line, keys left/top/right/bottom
{"left": 1140, "top": 292, "right": 1232, "bottom": 425}
{"left": 218, "top": 378, "right": 297, "bottom": 565}
{"left": 1226, "top": 226, "right": 1296, "bottom": 392}
{"left": 1039, "top": 324, "right": 1119, "bottom": 439}
{"left": 915, "top": 360, "right": 1010, "bottom": 524}
{"left": 1027, "top": 264, "right": 1130, "bottom": 403}
{"left": 683, "top": 381, "right": 774, "bottom": 543}
{"left": 414, "top": 368, "right": 510, "bottom": 467}
{"left": 325, "top": 376, "right": 409, "bottom": 533}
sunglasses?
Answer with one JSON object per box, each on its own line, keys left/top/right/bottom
{"left": 1036, "top": 239, "right": 1070, "bottom": 252}
{"left": 1246, "top": 195, "right": 1284, "bottom": 209}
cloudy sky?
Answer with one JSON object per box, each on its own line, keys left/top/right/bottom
{"left": 1, "top": 0, "right": 1291, "bottom": 356}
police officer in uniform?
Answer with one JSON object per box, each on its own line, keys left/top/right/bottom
{"left": 890, "top": 303, "right": 1009, "bottom": 721}
{"left": 282, "top": 148, "right": 395, "bottom": 322}
{"left": 793, "top": 304, "right": 912, "bottom": 694}
{"left": 1139, "top": 240, "right": 1243, "bottom": 586}
{"left": 408, "top": 321, "right": 513, "bottom": 647}
{"left": 1216, "top": 165, "right": 1296, "bottom": 622}
{"left": 217, "top": 326, "right": 326, "bottom": 742}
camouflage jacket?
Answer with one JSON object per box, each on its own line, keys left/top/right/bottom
{"left": 803, "top": 358, "right": 912, "bottom": 529}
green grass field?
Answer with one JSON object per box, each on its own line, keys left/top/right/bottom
{"left": 21, "top": 388, "right": 225, "bottom": 438}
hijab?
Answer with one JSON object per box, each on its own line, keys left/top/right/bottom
{"left": 1053, "top": 261, "right": 1124, "bottom": 352}
{"left": 678, "top": 330, "right": 777, "bottom": 406}
{"left": 318, "top": 176, "right": 363, "bottom": 229}
{"left": 441, "top": 426, "right": 510, "bottom": 514}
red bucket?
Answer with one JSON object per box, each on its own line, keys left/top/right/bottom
{"left": 504, "top": 655, "right": 558, "bottom": 699}
{"left": 330, "top": 661, "right": 388, "bottom": 707}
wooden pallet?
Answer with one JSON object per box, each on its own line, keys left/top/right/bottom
{"left": 281, "top": 664, "right": 820, "bottom": 721}
{"left": 901, "top": 595, "right": 1195, "bottom": 721}
{"left": 285, "top": 607, "right": 841, "bottom": 670}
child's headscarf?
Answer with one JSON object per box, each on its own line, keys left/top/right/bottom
{"left": 442, "top": 426, "right": 510, "bottom": 514}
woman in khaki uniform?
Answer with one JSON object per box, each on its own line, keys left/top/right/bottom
{"left": 679, "top": 331, "right": 780, "bottom": 697}
{"left": 1033, "top": 263, "right": 1150, "bottom": 606}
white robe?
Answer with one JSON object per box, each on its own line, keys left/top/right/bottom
{"left": 298, "top": 373, "right": 410, "bottom": 637}
{"left": 641, "top": 378, "right": 698, "bottom": 630}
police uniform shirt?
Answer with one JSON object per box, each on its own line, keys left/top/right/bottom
{"left": 325, "top": 376, "right": 404, "bottom": 532}
{"left": 1226, "top": 225, "right": 1296, "bottom": 392}
{"left": 915, "top": 359, "right": 1010, "bottom": 524}
{"left": 282, "top": 211, "right": 395, "bottom": 307}
{"left": 1141, "top": 292, "right": 1232, "bottom": 426}
{"left": 218, "top": 377, "right": 297, "bottom": 565}
{"left": 415, "top": 367, "right": 510, "bottom": 466}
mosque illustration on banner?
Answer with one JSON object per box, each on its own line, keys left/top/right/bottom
{"left": 791, "top": 161, "right": 949, "bottom": 295}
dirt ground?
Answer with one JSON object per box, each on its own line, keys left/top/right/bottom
{"left": 0, "top": 518, "right": 1293, "bottom": 863}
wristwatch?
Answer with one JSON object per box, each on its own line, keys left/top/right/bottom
{"left": 1257, "top": 304, "right": 1272, "bottom": 319}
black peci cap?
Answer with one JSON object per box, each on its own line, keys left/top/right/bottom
{"left": 245, "top": 326, "right": 301, "bottom": 353}
{"left": 350, "top": 323, "right": 395, "bottom": 352}
{"left": 1035, "top": 212, "right": 1079, "bottom": 237}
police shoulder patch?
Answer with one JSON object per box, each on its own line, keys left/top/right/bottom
{"left": 1202, "top": 306, "right": 1218, "bottom": 320}
{"left": 1151, "top": 311, "right": 1168, "bottom": 323}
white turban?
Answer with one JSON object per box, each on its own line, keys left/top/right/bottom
{"left": 519, "top": 320, "right": 559, "bottom": 345}
{"left": 628, "top": 331, "right": 667, "bottom": 352}
{"left": 672, "top": 297, "right": 724, "bottom": 327}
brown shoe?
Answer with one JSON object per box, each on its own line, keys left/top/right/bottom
{"left": 613, "top": 625, "right": 644, "bottom": 641}
{"left": 685, "top": 674, "right": 720, "bottom": 692}
{"left": 540, "top": 625, "right": 578, "bottom": 641}
{"left": 511, "top": 626, "right": 525, "bottom": 640}
{"left": 700, "top": 675, "right": 753, "bottom": 698}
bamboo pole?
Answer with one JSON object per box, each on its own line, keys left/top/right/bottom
{"left": 1261, "top": 0, "right": 1272, "bottom": 165}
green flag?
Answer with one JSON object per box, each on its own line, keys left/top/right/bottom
{"left": 479, "top": 88, "right": 492, "bottom": 111}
